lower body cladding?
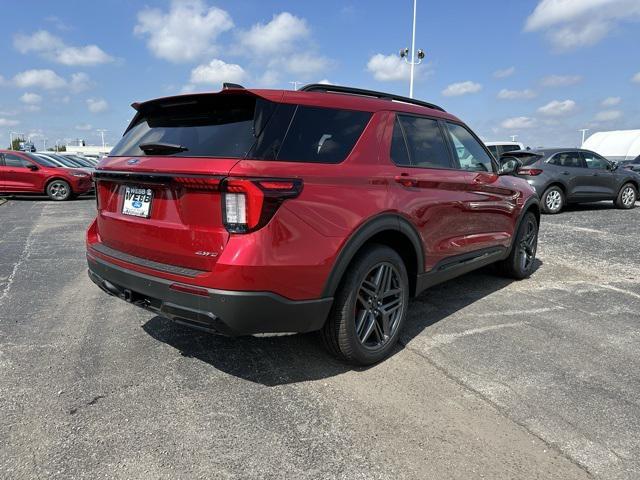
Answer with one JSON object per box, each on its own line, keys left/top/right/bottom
{"left": 87, "top": 255, "right": 334, "bottom": 336}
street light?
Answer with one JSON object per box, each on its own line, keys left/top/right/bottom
{"left": 289, "top": 81, "right": 302, "bottom": 90}
{"left": 510, "top": 135, "right": 518, "bottom": 142}
{"left": 96, "top": 129, "right": 107, "bottom": 149}
{"left": 399, "top": 0, "right": 425, "bottom": 98}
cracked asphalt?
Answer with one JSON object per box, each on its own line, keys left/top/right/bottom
{"left": 1, "top": 197, "right": 639, "bottom": 479}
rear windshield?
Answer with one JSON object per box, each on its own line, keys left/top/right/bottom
{"left": 110, "top": 95, "right": 372, "bottom": 164}
{"left": 519, "top": 154, "right": 543, "bottom": 166}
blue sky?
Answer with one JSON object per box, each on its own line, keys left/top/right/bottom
{"left": 1, "top": 0, "right": 639, "bottom": 150}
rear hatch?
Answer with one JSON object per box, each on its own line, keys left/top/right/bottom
{"left": 94, "top": 90, "right": 280, "bottom": 272}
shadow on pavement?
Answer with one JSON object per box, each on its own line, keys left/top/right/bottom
{"left": 142, "top": 259, "right": 542, "bottom": 386}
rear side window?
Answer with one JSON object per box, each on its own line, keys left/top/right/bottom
{"left": 110, "top": 95, "right": 371, "bottom": 164}
{"left": 549, "top": 152, "right": 584, "bottom": 168}
{"left": 445, "top": 123, "right": 494, "bottom": 172}
{"left": 391, "top": 115, "right": 452, "bottom": 169}
{"left": 487, "top": 145, "right": 499, "bottom": 158}
{"left": 273, "top": 106, "right": 371, "bottom": 163}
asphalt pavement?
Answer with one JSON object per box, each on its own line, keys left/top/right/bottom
{"left": 1, "top": 196, "right": 639, "bottom": 479}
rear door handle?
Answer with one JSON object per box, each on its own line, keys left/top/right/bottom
{"left": 394, "top": 175, "right": 419, "bottom": 187}
{"left": 562, "top": 171, "right": 570, "bottom": 175}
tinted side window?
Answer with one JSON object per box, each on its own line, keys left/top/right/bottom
{"left": 550, "top": 152, "right": 584, "bottom": 168}
{"left": 275, "top": 106, "right": 371, "bottom": 163}
{"left": 582, "top": 152, "right": 609, "bottom": 169}
{"left": 502, "top": 145, "right": 521, "bottom": 154}
{"left": 446, "top": 123, "right": 494, "bottom": 172}
{"left": 487, "top": 145, "right": 499, "bottom": 158}
{"left": 390, "top": 117, "right": 410, "bottom": 166}
{"left": 395, "top": 115, "right": 452, "bottom": 169}
{"left": 4, "top": 154, "right": 28, "bottom": 167}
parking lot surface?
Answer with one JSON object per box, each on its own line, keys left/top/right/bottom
{"left": 1, "top": 197, "right": 638, "bottom": 479}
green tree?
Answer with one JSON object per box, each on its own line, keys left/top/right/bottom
{"left": 9, "top": 137, "right": 24, "bottom": 150}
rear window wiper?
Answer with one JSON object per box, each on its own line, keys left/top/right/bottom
{"left": 138, "top": 142, "right": 189, "bottom": 155}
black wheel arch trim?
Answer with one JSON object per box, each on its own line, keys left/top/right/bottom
{"left": 507, "top": 196, "right": 540, "bottom": 256}
{"left": 321, "top": 213, "right": 425, "bottom": 298}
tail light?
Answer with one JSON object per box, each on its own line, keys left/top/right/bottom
{"left": 221, "top": 178, "right": 303, "bottom": 233}
{"left": 517, "top": 168, "right": 543, "bottom": 176}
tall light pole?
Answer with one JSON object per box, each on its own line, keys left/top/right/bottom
{"left": 289, "top": 81, "right": 302, "bottom": 90}
{"left": 510, "top": 135, "right": 518, "bottom": 142}
{"left": 399, "top": 0, "right": 425, "bottom": 98}
{"left": 96, "top": 129, "right": 107, "bottom": 149}
{"left": 579, "top": 128, "right": 589, "bottom": 146}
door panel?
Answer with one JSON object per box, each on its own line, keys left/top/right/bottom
{"left": 383, "top": 115, "right": 517, "bottom": 271}
{"left": 2, "top": 154, "right": 41, "bottom": 192}
{"left": 547, "top": 152, "right": 593, "bottom": 198}
{"left": 582, "top": 152, "right": 616, "bottom": 197}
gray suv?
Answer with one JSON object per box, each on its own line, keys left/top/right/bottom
{"left": 503, "top": 148, "right": 639, "bottom": 214}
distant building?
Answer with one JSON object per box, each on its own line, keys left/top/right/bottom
{"left": 65, "top": 142, "right": 112, "bottom": 157}
{"left": 582, "top": 130, "right": 640, "bottom": 162}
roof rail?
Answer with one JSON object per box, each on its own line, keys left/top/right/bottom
{"left": 299, "top": 84, "right": 445, "bottom": 112}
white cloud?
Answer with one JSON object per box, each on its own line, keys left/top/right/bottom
{"left": 537, "top": 99, "right": 577, "bottom": 116}
{"left": 134, "top": 0, "right": 233, "bottom": 63}
{"left": 595, "top": 109, "right": 622, "bottom": 121}
{"left": 13, "top": 69, "right": 66, "bottom": 89}
{"left": 69, "top": 72, "right": 92, "bottom": 92}
{"left": 13, "top": 30, "right": 113, "bottom": 66}
{"left": 75, "top": 123, "right": 93, "bottom": 131}
{"left": 87, "top": 98, "right": 108, "bottom": 113}
{"left": 24, "top": 105, "right": 41, "bottom": 112}
{"left": 497, "top": 88, "right": 536, "bottom": 100}
{"left": 282, "top": 53, "right": 330, "bottom": 76}
{"left": 442, "top": 81, "right": 482, "bottom": 97}
{"left": 494, "top": 67, "right": 515, "bottom": 78}
{"left": 541, "top": 74, "right": 582, "bottom": 87}
{"left": 239, "top": 12, "right": 309, "bottom": 56}
{"left": 189, "top": 59, "right": 246, "bottom": 86}
{"left": 501, "top": 116, "right": 536, "bottom": 129}
{"left": 632, "top": 72, "right": 640, "bottom": 83}
{"left": 525, "top": 0, "right": 640, "bottom": 51}
{"left": 20, "top": 92, "right": 42, "bottom": 104}
{"left": 601, "top": 96, "right": 621, "bottom": 107}
{"left": 367, "top": 53, "right": 411, "bottom": 82}
{"left": 0, "top": 118, "right": 20, "bottom": 127}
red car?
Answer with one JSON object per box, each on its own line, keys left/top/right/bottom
{"left": 0, "top": 150, "right": 93, "bottom": 200}
{"left": 87, "top": 84, "right": 540, "bottom": 364}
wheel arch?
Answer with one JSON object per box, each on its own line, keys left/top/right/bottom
{"left": 321, "top": 213, "right": 424, "bottom": 298}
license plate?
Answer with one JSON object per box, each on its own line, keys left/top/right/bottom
{"left": 122, "top": 186, "right": 153, "bottom": 218}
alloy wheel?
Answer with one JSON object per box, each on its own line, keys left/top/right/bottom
{"left": 545, "top": 190, "right": 562, "bottom": 212}
{"left": 49, "top": 182, "right": 69, "bottom": 200}
{"left": 519, "top": 217, "right": 538, "bottom": 272}
{"left": 621, "top": 186, "right": 636, "bottom": 207}
{"left": 354, "top": 262, "right": 405, "bottom": 349}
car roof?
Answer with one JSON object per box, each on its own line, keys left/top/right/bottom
{"left": 131, "top": 85, "right": 462, "bottom": 124}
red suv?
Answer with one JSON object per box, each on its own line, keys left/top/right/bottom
{"left": 87, "top": 84, "right": 540, "bottom": 364}
{"left": 0, "top": 150, "right": 93, "bottom": 200}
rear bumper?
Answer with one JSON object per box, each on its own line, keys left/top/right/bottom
{"left": 87, "top": 254, "right": 333, "bottom": 336}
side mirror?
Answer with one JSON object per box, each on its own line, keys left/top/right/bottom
{"left": 27, "top": 164, "right": 39, "bottom": 171}
{"left": 609, "top": 161, "right": 618, "bottom": 171}
{"left": 499, "top": 156, "right": 522, "bottom": 175}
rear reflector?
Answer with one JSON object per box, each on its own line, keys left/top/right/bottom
{"left": 517, "top": 168, "right": 543, "bottom": 176}
{"left": 173, "top": 177, "right": 221, "bottom": 190}
{"left": 170, "top": 283, "right": 209, "bottom": 297}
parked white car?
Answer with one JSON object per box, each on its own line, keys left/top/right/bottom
{"left": 485, "top": 141, "right": 526, "bottom": 159}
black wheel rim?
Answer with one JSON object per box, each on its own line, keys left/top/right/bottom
{"left": 519, "top": 218, "right": 538, "bottom": 272}
{"left": 355, "top": 262, "right": 405, "bottom": 350}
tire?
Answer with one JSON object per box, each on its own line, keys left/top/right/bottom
{"left": 46, "top": 180, "right": 72, "bottom": 201}
{"left": 322, "top": 244, "right": 410, "bottom": 365}
{"left": 614, "top": 183, "right": 637, "bottom": 209}
{"left": 496, "top": 212, "right": 538, "bottom": 280}
{"left": 541, "top": 186, "right": 564, "bottom": 214}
